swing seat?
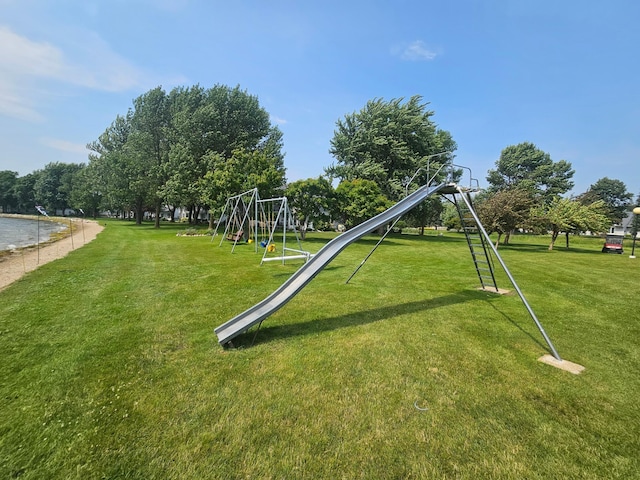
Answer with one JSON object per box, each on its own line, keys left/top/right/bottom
{"left": 227, "top": 230, "right": 244, "bottom": 242}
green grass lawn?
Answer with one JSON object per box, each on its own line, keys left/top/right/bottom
{"left": 1, "top": 220, "right": 638, "bottom": 479}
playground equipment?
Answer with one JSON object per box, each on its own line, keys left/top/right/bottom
{"left": 212, "top": 189, "right": 313, "bottom": 263}
{"left": 215, "top": 161, "right": 578, "bottom": 372}
{"left": 257, "top": 196, "right": 312, "bottom": 265}
{"left": 212, "top": 188, "right": 259, "bottom": 253}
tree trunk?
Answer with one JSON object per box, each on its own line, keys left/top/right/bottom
{"left": 154, "top": 202, "right": 161, "bottom": 229}
{"left": 504, "top": 230, "right": 511, "bottom": 245}
{"left": 300, "top": 216, "right": 308, "bottom": 241}
{"left": 549, "top": 230, "right": 559, "bottom": 250}
{"left": 565, "top": 232, "right": 570, "bottom": 249}
{"left": 135, "top": 200, "right": 144, "bottom": 225}
{"left": 494, "top": 232, "right": 502, "bottom": 249}
{"left": 419, "top": 225, "right": 425, "bottom": 235}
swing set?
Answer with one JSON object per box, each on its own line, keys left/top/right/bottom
{"left": 212, "top": 189, "right": 313, "bottom": 264}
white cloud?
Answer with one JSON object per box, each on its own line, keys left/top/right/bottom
{"left": 40, "top": 137, "right": 90, "bottom": 155}
{"left": 0, "top": 25, "right": 180, "bottom": 121}
{"left": 0, "top": 26, "right": 145, "bottom": 91}
{"left": 0, "top": 78, "right": 44, "bottom": 121}
{"left": 398, "top": 40, "right": 439, "bottom": 61}
{"left": 270, "top": 115, "right": 287, "bottom": 125}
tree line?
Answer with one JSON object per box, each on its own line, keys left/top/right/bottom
{"left": 0, "top": 85, "right": 637, "bottom": 249}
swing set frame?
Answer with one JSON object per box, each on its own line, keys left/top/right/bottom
{"left": 212, "top": 189, "right": 313, "bottom": 264}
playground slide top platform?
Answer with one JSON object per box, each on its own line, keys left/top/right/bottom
{"left": 214, "top": 182, "right": 454, "bottom": 346}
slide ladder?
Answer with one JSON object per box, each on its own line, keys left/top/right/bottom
{"left": 452, "top": 191, "right": 499, "bottom": 293}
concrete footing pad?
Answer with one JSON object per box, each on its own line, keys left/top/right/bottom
{"left": 478, "top": 286, "right": 511, "bottom": 295}
{"left": 538, "top": 354, "right": 585, "bottom": 374}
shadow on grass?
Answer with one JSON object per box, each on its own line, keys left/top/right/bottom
{"left": 483, "top": 301, "right": 548, "bottom": 351}
{"left": 267, "top": 263, "right": 345, "bottom": 279}
{"left": 496, "top": 242, "right": 601, "bottom": 255}
{"left": 230, "top": 290, "right": 485, "bottom": 348}
{"left": 299, "top": 236, "right": 404, "bottom": 248}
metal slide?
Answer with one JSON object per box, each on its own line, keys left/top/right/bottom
{"left": 215, "top": 182, "right": 452, "bottom": 345}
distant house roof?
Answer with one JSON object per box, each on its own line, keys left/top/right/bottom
{"left": 611, "top": 211, "right": 638, "bottom": 235}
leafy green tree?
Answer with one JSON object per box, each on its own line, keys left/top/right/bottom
{"left": 129, "top": 87, "right": 170, "bottom": 226}
{"left": 33, "top": 162, "right": 84, "bottom": 215}
{"left": 576, "top": 177, "right": 632, "bottom": 224}
{"left": 487, "top": 142, "right": 574, "bottom": 204}
{"left": 0, "top": 170, "right": 18, "bottom": 212}
{"left": 285, "top": 177, "right": 334, "bottom": 239}
{"left": 201, "top": 148, "right": 286, "bottom": 228}
{"left": 87, "top": 113, "right": 134, "bottom": 218}
{"left": 334, "top": 179, "right": 391, "bottom": 228}
{"left": 476, "top": 188, "right": 535, "bottom": 247}
{"left": 12, "top": 173, "right": 39, "bottom": 213}
{"left": 442, "top": 202, "right": 461, "bottom": 231}
{"left": 327, "top": 96, "right": 456, "bottom": 201}
{"left": 533, "top": 198, "right": 609, "bottom": 250}
{"left": 406, "top": 197, "right": 443, "bottom": 235}
{"left": 88, "top": 84, "right": 285, "bottom": 225}
{"left": 69, "top": 165, "right": 103, "bottom": 218}
{"left": 161, "top": 85, "right": 208, "bottom": 222}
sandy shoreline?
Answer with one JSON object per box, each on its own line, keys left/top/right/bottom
{"left": 0, "top": 217, "right": 104, "bottom": 292}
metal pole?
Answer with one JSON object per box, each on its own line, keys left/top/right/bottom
{"left": 255, "top": 188, "right": 259, "bottom": 252}
{"left": 283, "top": 198, "right": 287, "bottom": 265}
{"left": 458, "top": 188, "right": 562, "bottom": 361}
{"left": 630, "top": 207, "right": 640, "bottom": 258}
{"left": 345, "top": 215, "right": 403, "bottom": 284}
{"left": 69, "top": 218, "right": 74, "bottom": 249}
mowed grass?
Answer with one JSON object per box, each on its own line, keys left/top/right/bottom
{"left": 0, "top": 220, "right": 638, "bottom": 479}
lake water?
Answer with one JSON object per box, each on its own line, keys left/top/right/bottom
{"left": 0, "top": 216, "right": 67, "bottom": 252}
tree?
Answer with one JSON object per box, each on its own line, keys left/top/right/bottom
{"left": 334, "top": 179, "right": 391, "bottom": 229}
{"left": 33, "top": 162, "right": 84, "bottom": 215}
{"left": 533, "top": 198, "right": 610, "bottom": 250}
{"left": 200, "top": 148, "right": 286, "bottom": 228}
{"left": 69, "top": 165, "right": 103, "bottom": 218}
{"left": 326, "top": 96, "right": 456, "bottom": 201}
{"left": 285, "top": 177, "right": 334, "bottom": 239}
{"left": 12, "top": 173, "right": 39, "bottom": 214}
{"left": 87, "top": 113, "right": 135, "bottom": 218}
{"left": 487, "top": 142, "right": 574, "bottom": 204}
{"left": 406, "top": 197, "right": 443, "bottom": 235}
{"left": 442, "top": 202, "right": 461, "bottom": 231}
{"left": 129, "top": 86, "right": 170, "bottom": 226}
{"left": 0, "top": 170, "right": 18, "bottom": 212}
{"left": 87, "top": 84, "right": 285, "bottom": 226}
{"left": 576, "top": 177, "right": 632, "bottom": 224}
{"left": 476, "top": 188, "right": 535, "bottom": 247}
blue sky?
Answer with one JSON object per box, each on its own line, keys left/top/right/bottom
{"left": 1, "top": 0, "right": 639, "bottom": 197}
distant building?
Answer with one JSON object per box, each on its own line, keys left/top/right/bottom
{"left": 610, "top": 211, "right": 638, "bottom": 237}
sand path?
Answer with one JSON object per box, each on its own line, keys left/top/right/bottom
{"left": 0, "top": 219, "right": 104, "bottom": 292}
